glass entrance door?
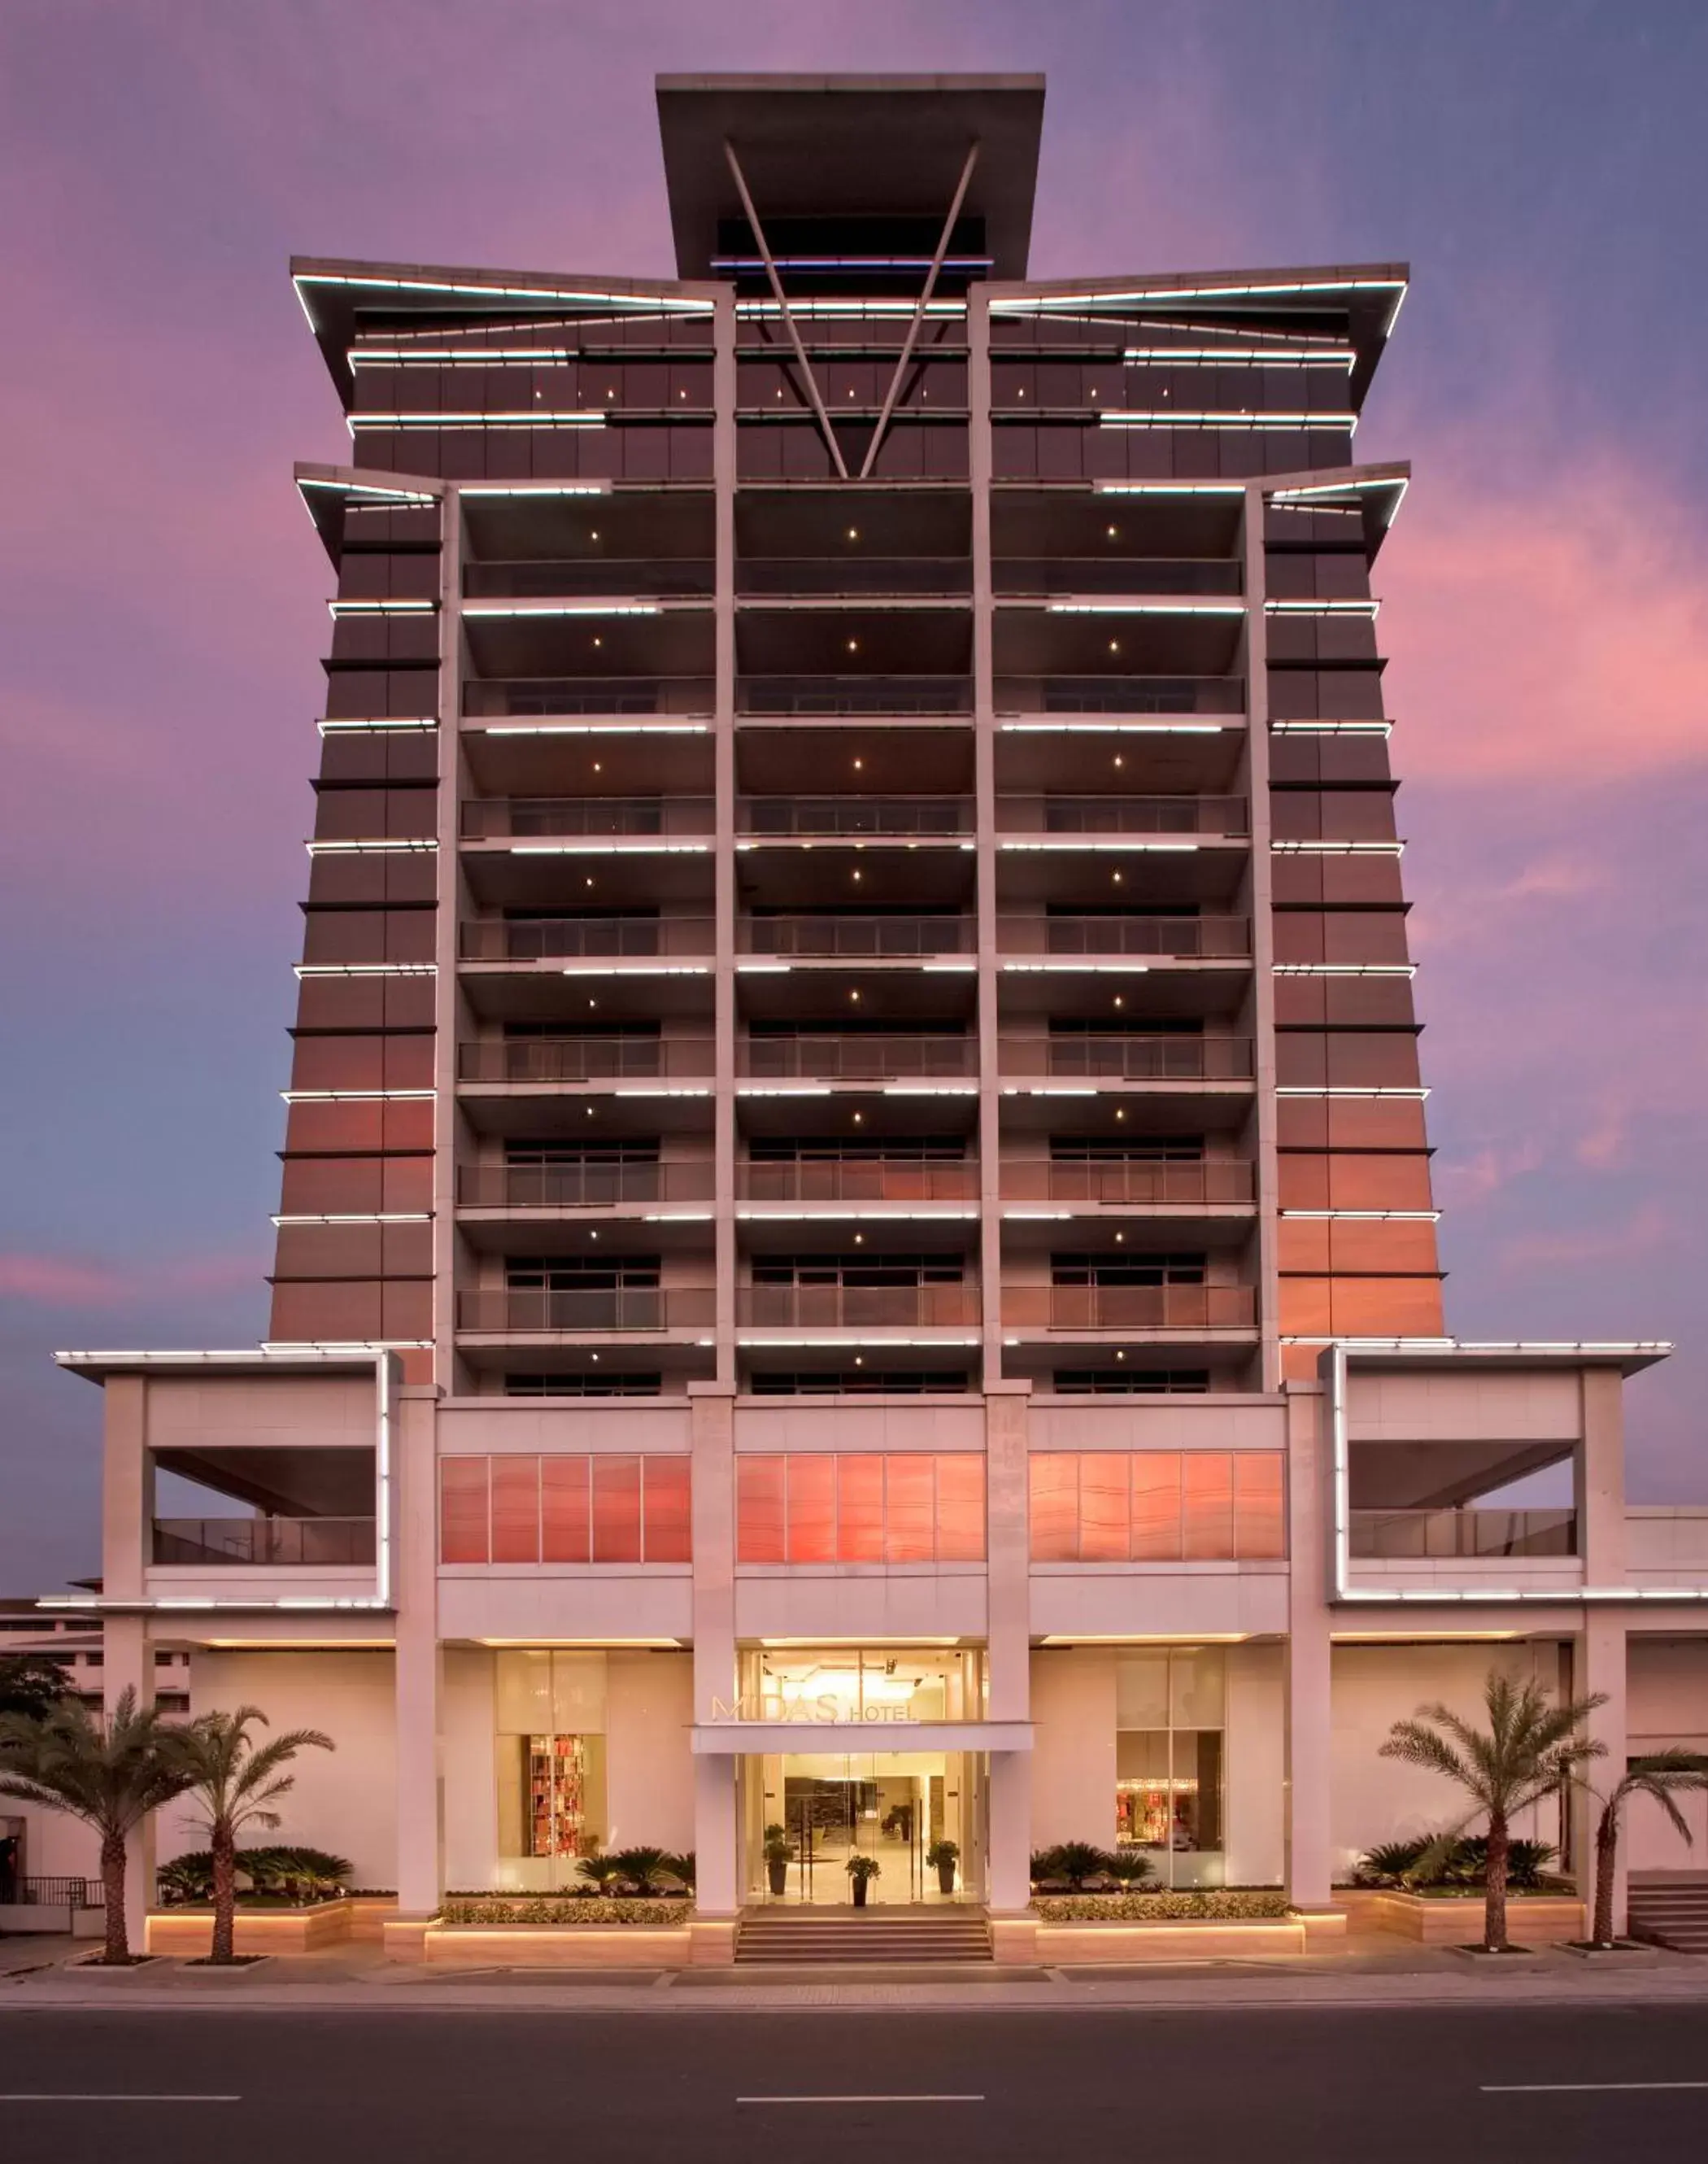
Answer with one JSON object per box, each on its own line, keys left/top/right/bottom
{"left": 743, "top": 1749, "right": 985, "bottom": 1904}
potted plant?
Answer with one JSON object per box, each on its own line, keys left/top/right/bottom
{"left": 845, "top": 1853, "right": 881, "bottom": 1909}
{"left": 925, "top": 1838, "right": 959, "bottom": 1896}
{"left": 762, "top": 1822, "right": 794, "bottom": 1898}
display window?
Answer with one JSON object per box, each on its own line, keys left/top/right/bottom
{"left": 1114, "top": 1647, "right": 1226, "bottom": 1888}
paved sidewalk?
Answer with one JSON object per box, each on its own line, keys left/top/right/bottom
{"left": 3, "top": 1931, "right": 1706, "bottom": 2015}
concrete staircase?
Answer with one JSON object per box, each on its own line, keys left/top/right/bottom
{"left": 1628, "top": 1879, "right": 1708, "bottom": 1952}
{"left": 736, "top": 1907, "right": 992, "bottom": 1965}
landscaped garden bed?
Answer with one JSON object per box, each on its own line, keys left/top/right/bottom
{"left": 439, "top": 1897, "right": 692, "bottom": 1927}
{"left": 1031, "top": 1890, "right": 1292, "bottom": 1923}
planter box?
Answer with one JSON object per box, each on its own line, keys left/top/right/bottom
{"left": 146, "top": 1900, "right": 355, "bottom": 1956}
{"left": 423, "top": 1923, "right": 694, "bottom": 1969}
{"left": 1338, "top": 1888, "right": 1584, "bottom": 1945}
{"left": 1034, "top": 1916, "right": 1316, "bottom": 1963}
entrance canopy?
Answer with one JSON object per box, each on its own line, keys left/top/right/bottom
{"left": 693, "top": 1719, "right": 1031, "bottom": 1754}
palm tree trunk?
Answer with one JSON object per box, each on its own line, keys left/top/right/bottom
{"left": 99, "top": 1831, "right": 129, "bottom": 1965}
{"left": 211, "top": 1827, "right": 236, "bottom": 1964}
{"left": 1592, "top": 1800, "right": 1619, "bottom": 1946}
{"left": 1484, "top": 1811, "right": 1510, "bottom": 1953}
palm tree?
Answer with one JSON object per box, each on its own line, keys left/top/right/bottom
{"left": 169, "top": 1708, "right": 334, "bottom": 1963}
{"left": 0, "top": 1688, "right": 196, "bottom": 1964}
{"left": 1587, "top": 1750, "right": 1708, "bottom": 1948}
{"left": 1379, "top": 1670, "right": 1606, "bottom": 1952}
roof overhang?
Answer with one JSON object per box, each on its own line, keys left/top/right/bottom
{"left": 656, "top": 73, "right": 1045, "bottom": 280}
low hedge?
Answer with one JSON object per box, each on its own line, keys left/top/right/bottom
{"left": 1032, "top": 1891, "right": 1292, "bottom": 1923}
{"left": 439, "top": 1898, "right": 693, "bottom": 1928}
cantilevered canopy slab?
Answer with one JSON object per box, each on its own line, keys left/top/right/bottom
{"left": 656, "top": 73, "right": 1045, "bottom": 280}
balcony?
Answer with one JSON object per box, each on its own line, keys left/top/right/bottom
{"left": 460, "top": 917, "right": 715, "bottom": 962}
{"left": 462, "top": 797, "right": 714, "bottom": 840}
{"left": 1001, "top": 1285, "right": 1257, "bottom": 1331}
{"left": 739, "top": 795, "right": 974, "bottom": 838}
{"left": 743, "top": 914, "right": 974, "bottom": 959}
{"left": 1000, "top": 1034, "right": 1253, "bottom": 1081}
{"left": 738, "top": 557, "right": 973, "bottom": 598}
{"left": 994, "top": 676, "right": 1244, "bottom": 717}
{"left": 458, "top": 1163, "right": 714, "bottom": 1209}
{"left": 457, "top": 1288, "right": 717, "bottom": 1333}
{"left": 151, "top": 1517, "right": 377, "bottom": 1567}
{"left": 998, "top": 914, "right": 1250, "bottom": 959}
{"left": 996, "top": 794, "right": 1248, "bottom": 835}
{"left": 739, "top": 1159, "right": 979, "bottom": 1204}
{"left": 1000, "top": 1160, "right": 1255, "bottom": 1206}
{"left": 464, "top": 560, "right": 715, "bottom": 601}
{"left": 739, "top": 1033, "right": 976, "bottom": 1082}
{"left": 1349, "top": 1509, "right": 1578, "bottom": 1560}
{"left": 739, "top": 1285, "right": 981, "bottom": 1329}
{"left": 464, "top": 677, "right": 715, "bottom": 719}
{"left": 993, "top": 558, "right": 1242, "bottom": 598}
{"left": 739, "top": 675, "right": 972, "bottom": 717}
{"left": 460, "top": 1036, "right": 712, "bottom": 1084}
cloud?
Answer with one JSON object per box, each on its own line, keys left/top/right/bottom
{"left": 0, "top": 1248, "right": 265, "bottom": 1311}
{"left": 1497, "top": 1202, "right": 1675, "bottom": 1272}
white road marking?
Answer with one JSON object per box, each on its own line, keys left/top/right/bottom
{"left": 739, "top": 2092, "right": 983, "bottom": 2105}
{"left": 1482, "top": 2082, "right": 1708, "bottom": 2094}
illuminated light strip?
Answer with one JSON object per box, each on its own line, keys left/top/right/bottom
{"left": 317, "top": 718, "right": 438, "bottom": 735}
{"left": 1263, "top": 599, "right": 1379, "bottom": 617}
{"left": 555, "top": 965, "right": 712, "bottom": 978}
{"left": 736, "top": 1336, "right": 983, "bottom": 1349}
{"left": 1002, "top": 1086, "right": 1097, "bottom": 1097}
{"left": 921, "top": 962, "right": 978, "bottom": 973}
{"left": 1281, "top": 1209, "right": 1440, "bottom": 1222}
{"left": 999, "top": 275, "right": 1406, "bottom": 313}
{"left": 1270, "top": 720, "right": 1392, "bottom": 737}
{"left": 1275, "top": 1085, "right": 1430, "bottom": 1100}
{"left": 998, "top": 721, "right": 1232, "bottom": 735}
{"left": 735, "top": 963, "right": 791, "bottom": 975}
{"left": 272, "top": 1213, "right": 432, "bottom": 1227}
{"left": 735, "top": 1208, "right": 981, "bottom": 1222}
{"left": 307, "top": 838, "right": 438, "bottom": 854}
{"left": 1122, "top": 346, "right": 1356, "bottom": 366}
{"left": 294, "top": 962, "right": 437, "bottom": 978}
{"left": 1045, "top": 600, "right": 1248, "bottom": 617}
{"left": 1099, "top": 412, "right": 1357, "bottom": 430}
{"left": 476, "top": 722, "right": 711, "bottom": 737}
{"left": 348, "top": 412, "right": 606, "bottom": 429}
{"left": 641, "top": 1212, "right": 714, "bottom": 1223}
{"left": 281, "top": 1089, "right": 437, "bottom": 1103}
{"left": 354, "top": 347, "right": 580, "bottom": 363}
{"left": 1271, "top": 840, "right": 1402, "bottom": 855}
{"left": 1271, "top": 474, "right": 1410, "bottom": 530}
{"left": 1273, "top": 962, "right": 1415, "bottom": 977}
{"left": 735, "top": 839, "right": 973, "bottom": 853}
{"left": 737, "top": 299, "right": 965, "bottom": 318}
{"left": 299, "top": 479, "right": 437, "bottom": 505}
{"left": 1093, "top": 482, "right": 1246, "bottom": 496}
{"left": 295, "top": 271, "right": 710, "bottom": 310}
{"left": 503, "top": 841, "right": 712, "bottom": 857}
{"left": 458, "top": 482, "right": 612, "bottom": 497}
{"left": 1000, "top": 840, "right": 1204, "bottom": 854}
{"left": 1001, "top": 961, "right": 1159, "bottom": 974}
{"left": 460, "top": 601, "right": 663, "bottom": 619}
{"left": 735, "top": 1086, "right": 834, "bottom": 1097}
{"left": 882, "top": 1084, "right": 979, "bottom": 1097}
{"left": 328, "top": 599, "right": 435, "bottom": 615}
{"left": 1003, "top": 1210, "right": 1075, "bottom": 1221}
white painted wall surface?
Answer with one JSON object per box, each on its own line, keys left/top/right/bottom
{"left": 1627, "top": 1637, "right": 1708, "bottom": 1870}
{"left": 1029, "top": 1647, "right": 1117, "bottom": 1849}
{"left": 1226, "top": 1640, "right": 1284, "bottom": 1886}
{"left": 443, "top": 1647, "right": 497, "bottom": 1892}
{"left": 603, "top": 1651, "right": 695, "bottom": 1852}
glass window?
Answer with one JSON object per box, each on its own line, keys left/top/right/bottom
{"left": 935, "top": 1455, "right": 987, "bottom": 1563}
{"left": 1234, "top": 1453, "right": 1285, "bottom": 1559}
{"left": 490, "top": 1455, "right": 541, "bottom": 1564}
{"left": 786, "top": 1454, "right": 838, "bottom": 1564}
{"left": 736, "top": 1455, "right": 786, "bottom": 1563}
{"left": 1131, "top": 1455, "right": 1183, "bottom": 1560}
{"left": 642, "top": 1456, "right": 691, "bottom": 1564}
{"left": 591, "top": 1455, "right": 643, "bottom": 1563}
{"left": 1079, "top": 1454, "right": 1130, "bottom": 1561}
{"left": 1115, "top": 1647, "right": 1227, "bottom": 1889}
{"left": 883, "top": 1455, "right": 935, "bottom": 1564}
{"left": 837, "top": 1455, "right": 885, "bottom": 1562}
{"left": 439, "top": 1456, "right": 489, "bottom": 1563}
{"left": 1029, "top": 1453, "right": 1078, "bottom": 1561}
{"left": 1181, "top": 1454, "right": 1235, "bottom": 1560}
{"left": 541, "top": 1456, "right": 590, "bottom": 1563}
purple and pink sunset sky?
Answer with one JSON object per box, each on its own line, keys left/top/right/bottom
{"left": 2, "top": 2, "right": 1705, "bottom": 1589}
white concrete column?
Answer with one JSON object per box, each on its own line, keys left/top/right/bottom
{"left": 393, "top": 1384, "right": 443, "bottom": 1913}
{"left": 1577, "top": 1365, "right": 1627, "bottom": 1589}
{"left": 690, "top": 1383, "right": 739, "bottom": 1913}
{"left": 985, "top": 1382, "right": 1033, "bottom": 1910}
{"left": 102, "top": 1375, "right": 155, "bottom": 1944}
{"left": 104, "top": 1612, "right": 155, "bottom": 1948}
{"left": 1576, "top": 1616, "right": 1629, "bottom": 1934}
{"left": 1284, "top": 1376, "right": 1334, "bottom": 1908}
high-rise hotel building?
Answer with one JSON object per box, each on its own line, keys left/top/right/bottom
{"left": 46, "top": 78, "right": 1707, "bottom": 1959}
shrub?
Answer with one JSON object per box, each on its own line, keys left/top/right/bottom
{"left": 155, "top": 1844, "right": 351, "bottom": 1905}
{"left": 1103, "top": 1849, "right": 1155, "bottom": 1886}
{"left": 1032, "top": 1841, "right": 1110, "bottom": 1891}
{"left": 1353, "top": 1835, "right": 1558, "bottom": 1891}
{"left": 659, "top": 1852, "right": 695, "bottom": 1892}
{"left": 440, "top": 1896, "right": 691, "bottom": 1928}
{"left": 606, "top": 1845, "right": 672, "bottom": 1895}
{"left": 1033, "top": 1890, "right": 1291, "bottom": 1923}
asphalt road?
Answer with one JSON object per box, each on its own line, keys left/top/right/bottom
{"left": 2, "top": 2005, "right": 1707, "bottom": 2162}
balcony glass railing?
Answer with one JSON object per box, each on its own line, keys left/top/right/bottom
{"left": 999, "top": 1035, "right": 1253, "bottom": 1081}
{"left": 743, "top": 914, "right": 974, "bottom": 958}
{"left": 460, "top": 917, "right": 715, "bottom": 961}
{"left": 738, "top": 558, "right": 973, "bottom": 598}
{"left": 996, "top": 795, "right": 1248, "bottom": 835}
{"left": 1000, "top": 1161, "right": 1255, "bottom": 1206}
{"left": 1001, "top": 1285, "right": 1257, "bottom": 1330}
{"left": 739, "top": 675, "right": 973, "bottom": 717}
{"left": 460, "top": 1036, "right": 712, "bottom": 1083}
{"left": 739, "top": 1034, "right": 976, "bottom": 1080}
{"left": 462, "top": 797, "right": 714, "bottom": 839}
{"left": 998, "top": 914, "right": 1250, "bottom": 958}
{"left": 152, "top": 1518, "right": 377, "bottom": 1566}
{"left": 994, "top": 676, "right": 1244, "bottom": 716}
{"left": 457, "top": 1288, "right": 717, "bottom": 1333}
{"left": 739, "top": 796, "right": 975, "bottom": 837}
{"left": 458, "top": 1164, "right": 714, "bottom": 1209}
{"left": 739, "top": 1160, "right": 979, "bottom": 1203}
{"left": 464, "top": 677, "right": 715, "bottom": 718}
{"left": 739, "top": 1285, "right": 981, "bottom": 1329}
{"left": 1349, "top": 1509, "right": 1579, "bottom": 1560}
{"left": 992, "top": 557, "right": 1243, "bottom": 597}
{"left": 464, "top": 560, "right": 715, "bottom": 600}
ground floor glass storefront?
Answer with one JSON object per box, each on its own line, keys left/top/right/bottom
{"left": 492, "top": 1650, "right": 610, "bottom": 1891}
{"left": 1114, "top": 1647, "right": 1227, "bottom": 1889}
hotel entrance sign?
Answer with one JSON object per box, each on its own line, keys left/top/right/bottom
{"left": 708, "top": 1693, "right": 917, "bottom": 1726}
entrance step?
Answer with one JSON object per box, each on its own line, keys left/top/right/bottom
{"left": 737, "top": 1909, "right": 992, "bottom": 1965}
{"left": 1629, "top": 1883, "right": 1708, "bottom": 1953}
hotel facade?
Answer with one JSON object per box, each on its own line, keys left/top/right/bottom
{"left": 41, "top": 76, "right": 1708, "bottom": 1954}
